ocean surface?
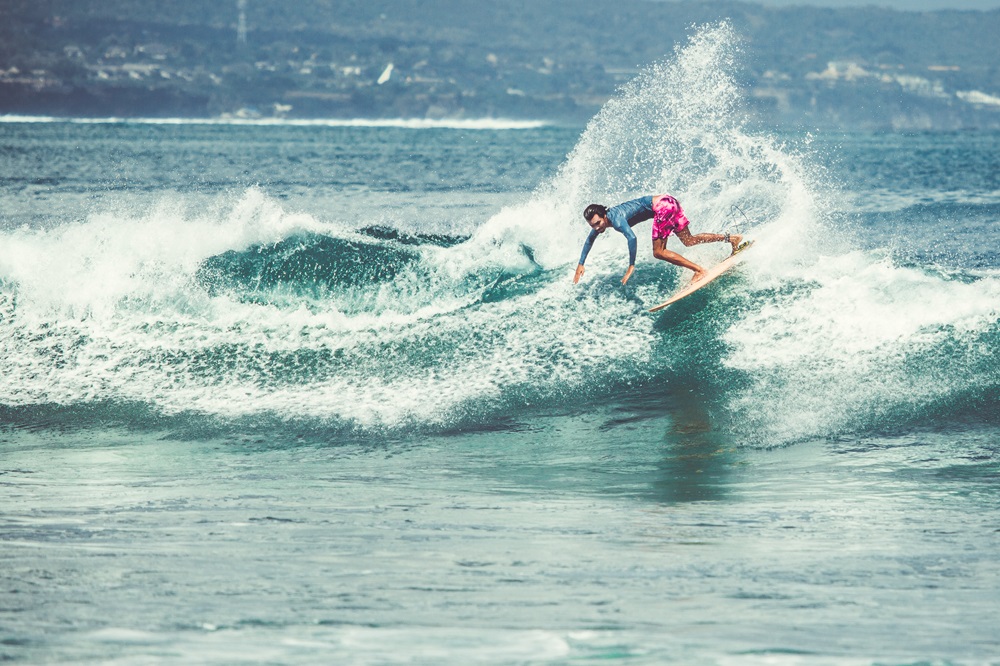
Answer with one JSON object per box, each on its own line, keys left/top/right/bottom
{"left": 2, "top": 25, "right": 999, "bottom": 664}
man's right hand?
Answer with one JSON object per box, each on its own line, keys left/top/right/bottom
{"left": 573, "top": 264, "right": 585, "bottom": 284}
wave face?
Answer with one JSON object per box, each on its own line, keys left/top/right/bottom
{"left": 0, "top": 22, "right": 997, "bottom": 444}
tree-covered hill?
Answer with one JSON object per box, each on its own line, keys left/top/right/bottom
{"left": 2, "top": 0, "right": 999, "bottom": 129}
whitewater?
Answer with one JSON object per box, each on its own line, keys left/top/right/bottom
{"left": 2, "top": 23, "right": 998, "bottom": 665}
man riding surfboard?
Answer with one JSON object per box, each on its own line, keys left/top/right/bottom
{"left": 572, "top": 194, "right": 744, "bottom": 286}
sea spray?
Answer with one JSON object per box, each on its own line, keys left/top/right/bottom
{"left": 0, "top": 22, "right": 847, "bottom": 432}
{"left": 721, "top": 250, "right": 1000, "bottom": 444}
{"left": 0, "top": 23, "right": 996, "bottom": 444}
{"left": 467, "top": 22, "right": 817, "bottom": 276}
{"left": 0, "top": 184, "right": 654, "bottom": 424}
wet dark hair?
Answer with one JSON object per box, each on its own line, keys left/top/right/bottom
{"left": 583, "top": 204, "right": 607, "bottom": 221}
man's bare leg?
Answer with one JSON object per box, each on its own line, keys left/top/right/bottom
{"left": 653, "top": 238, "right": 708, "bottom": 283}
{"left": 675, "top": 227, "right": 743, "bottom": 254}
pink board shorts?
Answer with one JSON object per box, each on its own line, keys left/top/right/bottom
{"left": 651, "top": 195, "right": 690, "bottom": 240}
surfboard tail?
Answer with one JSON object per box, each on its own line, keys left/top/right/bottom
{"left": 648, "top": 240, "right": 755, "bottom": 312}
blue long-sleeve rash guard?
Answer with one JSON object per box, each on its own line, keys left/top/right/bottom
{"left": 578, "top": 196, "right": 655, "bottom": 267}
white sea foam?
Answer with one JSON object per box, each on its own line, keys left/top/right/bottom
{"left": 721, "top": 246, "right": 1000, "bottom": 442}
{"left": 478, "top": 20, "right": 1000, "bottom": 443}
{"left": 0, "top": 23, "right": 995, "bottom": 440}
{"left": 0, "top": 189, "right": 320, "bottom": 316}
{"left": 529, "top": 22, "right": 815, "bottom": 268}
{"left": 0, "top": 23, "right": 837, "bottom": 429}
{"left": 0, "top": 114, "right": 548, "bottom": 130}
{"left": 0, "top": 180, "right": 652, "bottom": 423}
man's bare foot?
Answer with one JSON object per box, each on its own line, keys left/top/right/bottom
{"left": 728, "top": 234, "right": 743, "bottom": 254}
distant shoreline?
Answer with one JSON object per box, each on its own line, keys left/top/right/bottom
{"left": 3, "top": 0, "right": 999, "bottom": 133}
{"left": 6, "top": 114, "right": 999, "bottom": 134}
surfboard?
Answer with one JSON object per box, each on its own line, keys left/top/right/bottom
{"left": 648, "top": 241, "right": 754, "bottom": 312}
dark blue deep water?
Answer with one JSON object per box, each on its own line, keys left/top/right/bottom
{"left": 2, "top": 26, "right": 998, "bottom": 664}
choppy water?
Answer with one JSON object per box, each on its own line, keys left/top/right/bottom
{"left": 2, "top": 23, "right": 998, "bottom": 664}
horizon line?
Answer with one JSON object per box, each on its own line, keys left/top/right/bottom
{"left": 0, "top": 115, "right": 552, "bottom": 130}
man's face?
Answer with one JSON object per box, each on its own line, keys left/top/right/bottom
{"left": 587, "top": 213, "right": 610, "bottom": 233}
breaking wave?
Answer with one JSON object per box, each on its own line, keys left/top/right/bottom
{"left": 1, "top": 23, "right": 996, "bottom": 445}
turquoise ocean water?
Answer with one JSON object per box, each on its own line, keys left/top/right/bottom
{"left": 2, "top": 25, "right": 999, "bottom": 664}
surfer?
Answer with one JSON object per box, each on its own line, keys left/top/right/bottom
{"left": 572, "top": 195, "right": 742, "bottom": 286}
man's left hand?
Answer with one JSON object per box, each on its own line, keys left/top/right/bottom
{"left": 621, "top": 265, "right": 635, "bottom": 285}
